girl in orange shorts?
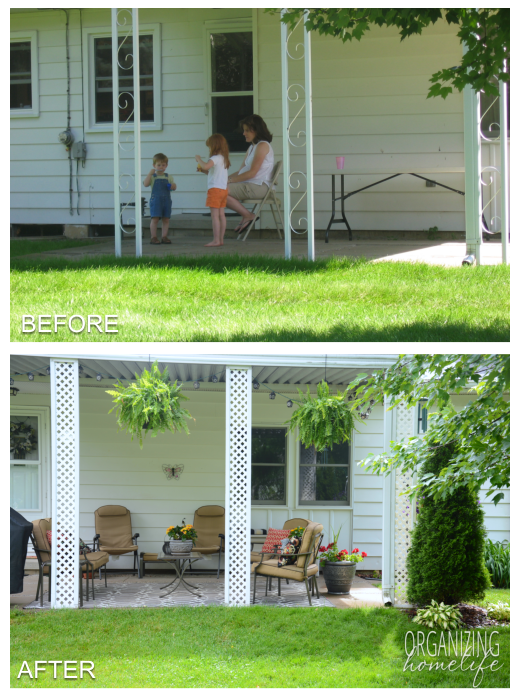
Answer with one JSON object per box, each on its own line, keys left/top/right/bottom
{"left": 195, "top": 134, "right": 230, "bottom": 247}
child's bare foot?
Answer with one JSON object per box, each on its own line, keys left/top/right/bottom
{"left": 204, "top": 241, "right": 220, "bottom": 247}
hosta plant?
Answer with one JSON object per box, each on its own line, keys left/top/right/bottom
{"left": 286, "top": 380, "right": 358, "bottom": 451}
{"left": 413, "top": 600, "right": 463, "bottom": 630}
{"left": 486, "top": 602, "right": 510, "bottom": 622}
{"left": 106, "top": 361, "right": 193, "bottom": 448}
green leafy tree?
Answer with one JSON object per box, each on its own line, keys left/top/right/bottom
{"left": 270, "top": 8, "right": 509, "bottom": 98}
{"left": 348, "top": 355, "right": 509, "bottom": 505}
{"left": 407, "top": 442, "right": 491, "bottom": 605}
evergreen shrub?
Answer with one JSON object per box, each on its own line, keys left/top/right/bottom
{"left": 406, "top": 442, "right": 491, "bottom": 605}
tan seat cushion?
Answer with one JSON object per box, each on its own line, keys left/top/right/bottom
{"left": 142, "top": 553, "right": 158, "bottom": 561}
{"left": 31, "top": 518, "right": 52, "bottom": 563}
{"left": 192, "top": 545, "right": 221, "bottom": 555}
{"left": 297, "top": 522, "right": 323, "bottom": 568}
{"left": 99, "top": 545, "right": 138, "bottom": 555}
{"left": 81, "top": 551, "right": 109, "bottom": 570}
{"left": 251, "top": 551, "right": 278, "bottom": 563}
{"left": 253, "top": 558, "right": 319, "bottom": 581}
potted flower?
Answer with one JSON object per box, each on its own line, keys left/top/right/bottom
{"left": 106, "top": 361, "right": 193, "bottom": 448}
{"left": 285, "top": 381, "right": 358, "bottom": 451}
{"left": 318, "top": 527, "right": 367, "bottom": 594}
{"left": 165, "top": 520, "right": 197, "bottom": 554}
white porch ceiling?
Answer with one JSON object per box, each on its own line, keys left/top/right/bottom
{"left": 11, "top": 353, "right": 397, "bottom": 390}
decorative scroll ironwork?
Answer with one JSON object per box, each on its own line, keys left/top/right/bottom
{"left": 284, "top": 18, "right": 308, "bottom": 236}
{"left": 479, "top": 91, "right": 503, "bottom": 236}
{"left": 115, "top": 9, "right": 138, "bottom": 238}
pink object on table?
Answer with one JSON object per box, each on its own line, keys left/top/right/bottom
{"left": 336, "top": 156, "right": 345, "bottom": 170}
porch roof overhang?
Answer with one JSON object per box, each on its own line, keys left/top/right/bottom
{"left": 11, "top": 353, "right": 398, "bottom": 391}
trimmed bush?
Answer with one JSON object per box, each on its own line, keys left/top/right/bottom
{"left": 406, "top": 442, "right": 491, "bottom": 605}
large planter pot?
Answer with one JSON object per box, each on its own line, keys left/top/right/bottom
{"left": 168, "top": 539, "right": 193, "bottom": 555}
{"left": 322, "top": 561, "right": 356, "bottom": 594}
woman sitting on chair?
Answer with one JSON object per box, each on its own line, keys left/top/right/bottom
{"left": 227, "top": 114, "right": 275, "bottom": 235}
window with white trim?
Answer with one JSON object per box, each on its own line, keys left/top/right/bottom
{"left": 299, "top": 441, "right": 350, "bottom": 506}
{"left": 206, "top": 22, "right": 254, "bottom": 152}
{"left": 10, "top": 415, "right": 42, "bottom": 511}
{"left": 10, "top": 31, "right": 39, "bottom": 118}
{"left": 84, "top": 24, "right": 161, "bottom": 131}
{"left": 251, "top": 427, "right": 287, "bottom": 505}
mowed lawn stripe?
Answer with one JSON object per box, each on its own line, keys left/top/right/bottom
{"left": 10, "top": 254, "right": 509, "bottom": 341}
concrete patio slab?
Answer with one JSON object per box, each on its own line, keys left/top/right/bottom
{"left": 20, "top": 231, "right": 504, "bottom": 267}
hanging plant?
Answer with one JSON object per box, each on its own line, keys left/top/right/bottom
{"left": 106, "top": 362, "right": 193, "bottom": 448}
{"left": 285, "top": 381, "right": 359, "bottom": 452}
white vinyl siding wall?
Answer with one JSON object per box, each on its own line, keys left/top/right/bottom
{"left": 257, "top": 10, "right": 466, "bottom": 232}
{"left": 10, "top": 8, "right": 253, "bottom": 226}
{"left": 11, "top": 387, "right": 509, "bottom": 571}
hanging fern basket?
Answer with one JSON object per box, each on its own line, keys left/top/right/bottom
{"left": 285, "top": 381, "right": 358, "bottom": 452}
{"left": 106, "top": 361, "right": 193, "bottom": 448}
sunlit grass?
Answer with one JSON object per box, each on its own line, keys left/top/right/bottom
{"left": 10, "top": 253, "right": 510, "bottom": 342}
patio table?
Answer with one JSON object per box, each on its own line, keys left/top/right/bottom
{"left": 157, "top": 551, "right": 207, "bottom": 597}
{"left": 318, "top": 168, "right": 465, "bottom": 243}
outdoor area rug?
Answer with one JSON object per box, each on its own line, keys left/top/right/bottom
{"left": 24, "top": 574, "right": 334, "bottom": 610}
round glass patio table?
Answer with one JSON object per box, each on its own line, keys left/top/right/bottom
{"left": 157, "top": 551, "right": 206, "bottom": 597}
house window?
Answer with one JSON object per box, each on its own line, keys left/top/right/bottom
{"left": 417, "top": 401, "right": 428, "bottom": 434}
{"left": 84, "top": 23, "right": 161, "bottom": 131}
{"left": 10, "top": 415, "right": 41, "bottom": 511}
{"left": 209, "top": 29, "right": 254, "bottom": 152}
{"left": 94, "top": 35, "right": 154, "bottom": 124}
{"left": 10, "top": 31, "right": 39, "bottom": 117}
{"left": 299, "top": 441, "right": 350, "bottom": 506}
{"left": 251, "top": 428, "right": 286, "bottom": 505}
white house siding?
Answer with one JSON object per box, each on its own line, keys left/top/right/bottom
{"left": 11, "top": 9, "right": 470, "bottom": 232}
{"left": 10, "top": 385, "right": 509, "bottom": 572}
{"left": 10, "top": 8, "right": 253, "bottom": 227}
{"left": 258, "top": 10, "right": 466, "bottom": 232}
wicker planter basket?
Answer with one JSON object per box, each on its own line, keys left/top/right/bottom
{"left": 168, "top": 539, "right": 193, "bottom": 554}
{"left": 322, "top": 561, "right": 356, "bottom": 594}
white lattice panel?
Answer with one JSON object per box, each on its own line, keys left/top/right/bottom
{"left": 394, "top": 403, "right": 414, "bottom": 605}
{"left": 51, "top": 360, "right": 79, "bottom": 608}
{"left": 225, "top": 368, "right": 251, "bottom": 605}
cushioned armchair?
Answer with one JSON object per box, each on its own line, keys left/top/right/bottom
{"left": 31, "top": 517, "right": 109, "bottom": 606}
{"left": 191, "top": 505, "right": 225, "bottom": 578}
{"left": 252, "top": 522, "right": 324, "bottom": 606}
{"left": 250, "top": 518, "right": 312, "bottom": 566}
{"left": 94, "top": 505, "right": 140, "bottom": 576}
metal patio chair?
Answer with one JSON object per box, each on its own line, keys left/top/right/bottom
{"left": 236, "top": 160, "right": 283, "bottom": 241}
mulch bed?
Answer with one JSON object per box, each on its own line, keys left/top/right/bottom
{"left": 402, "top": 603, "right": 510, "bottom": 629}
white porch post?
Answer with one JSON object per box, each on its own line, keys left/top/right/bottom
{"left": 50, "top": 358, "right": 80, "bottom": 608}
{"left": 304, "top": 10, "right": 315, "bottom": 262}
{"left": 280, "top": 11, "right": 291, "bottom": 261}
{"left": 463, "top": 46, "right": 482, "bottom": 265}
{"left": 224, "top": 366, "right": 252, "bottom": 605}
{"left": 499, "top": 64, "right": 509, "bottom": 265}
{"left": 132, "top": 8, "right": 142, "bottom": 258}
{"left": 381, "top": 395, "right": 396, "bottom": 605}
{"left": 111, "top": 9, "right": 122, "bottom": 258}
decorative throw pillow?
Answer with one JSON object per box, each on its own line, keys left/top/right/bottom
{"left": 45, "top": 530, "right": 91, "bottom": 554}
{"left": 261, "top": 528, "right": 291, "bottom": 553}
{"left": 278, "top": 535, "right": 302, "bottom": 567}
{"left": 46, "top": 530, "right": 52, "bottom": 545}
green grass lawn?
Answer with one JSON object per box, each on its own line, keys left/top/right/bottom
{"left": 11, "top": 239, "right": 110, "bottom": 258}
{"left": 10, "top": 604, "right": 509, "bottom": 688}
{"left": 10, "top": 253, "right": 510, "bottom": 342}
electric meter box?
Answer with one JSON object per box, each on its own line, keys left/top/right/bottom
{"left": 72, "top": 141, "right": 87, "bottom": 159}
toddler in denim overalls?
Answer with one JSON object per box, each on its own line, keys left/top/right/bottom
{"left": 143, "top": 153, "right": 177, "bottom": 244}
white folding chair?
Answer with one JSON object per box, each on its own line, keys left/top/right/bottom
{"left": 237, "top": 161, "right": 284, "bottom": 241}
